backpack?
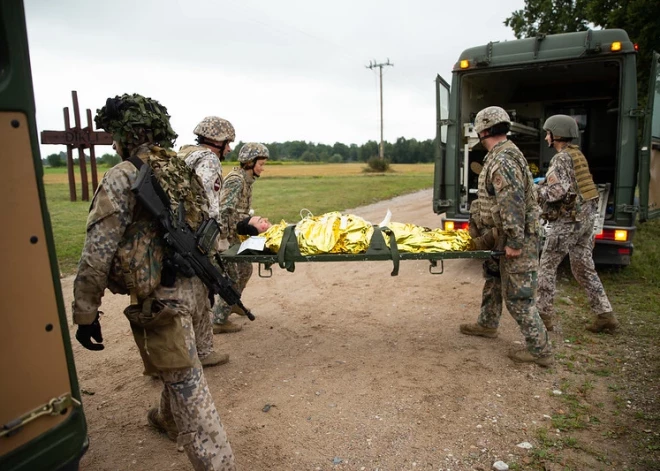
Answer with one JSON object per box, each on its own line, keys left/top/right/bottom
{"left": 108, "top": 145, "right": 210, "bottom": 303}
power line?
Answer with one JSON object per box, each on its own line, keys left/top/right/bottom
{"left": 366, "top": 58, "right": 394, "bottom": 159}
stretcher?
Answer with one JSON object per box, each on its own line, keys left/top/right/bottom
{"left": 217, "top": 225, "right": 501, "bottom": 278}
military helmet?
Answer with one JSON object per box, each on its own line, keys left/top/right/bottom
{"left": 238, "top": 142, "right": 269, "bottom": 164}
{"left": 193, "top": 116, "right": 235, "bottom": 143}
{"left": 474, "top": 106, "right": 511, "bottom": 134}
{"left": 95, "top": 93, "right": 177, "bottom": 149}
{"left": 543, "top": 114, "right": 579, "bottom": 140}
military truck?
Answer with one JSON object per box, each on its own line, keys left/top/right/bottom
{"left": 0, "top": 1, "right": 88, "bottom": 469}
{"left": 433, "top": 29, "right": 660, "bottom": 266}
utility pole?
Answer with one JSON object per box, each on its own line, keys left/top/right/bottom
{"left": 366, "top": 58, "right": 393, "bottom": 159}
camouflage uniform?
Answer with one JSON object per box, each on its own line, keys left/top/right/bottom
{"left": 537, "top": 145, "right": 612, "bottom": 321}
{"left": 72, "top": 144, "right": 235, "bottom": 470}
{"left": 182, "top": 145, "right": 223, "bottom": 221}
{"left": 468, "top": 200, "right": 503, "bottom": 322}
{"left": 474, "top": 139, "right": 551, "bottom": 357}
{"left": 213, "top": 167, "right": 254, "bottom": 324}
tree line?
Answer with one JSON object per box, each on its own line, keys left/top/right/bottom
{"left": 43, "top": 137, "right": 437, "bottom": 167}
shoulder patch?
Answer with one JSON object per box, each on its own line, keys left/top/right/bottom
{"left": 547, "top": 173, "right": 559, "bottom": 185}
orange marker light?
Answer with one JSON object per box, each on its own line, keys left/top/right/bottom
{"left": 611, "top": 41, "right": 622, "bottom": 52}
{"left": 444, "top": 221, "right": 455, "bottom": 231}
{"left": 614, "top": 230, "right": 628, "bottom": 241}
{"left": 460, "top": 60, "right": 469, "bottom": 69}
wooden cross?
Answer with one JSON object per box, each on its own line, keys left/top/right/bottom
{"left": 40, "top": 91, "right": 113, "bottom": 201}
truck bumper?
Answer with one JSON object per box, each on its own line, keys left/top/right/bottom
{"left": 593, "top": 240, "right": 633, "bottom": 267}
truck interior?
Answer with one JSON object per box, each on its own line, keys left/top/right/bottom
{"left": 457, "top": 58, "right": 621, "bottom": 224}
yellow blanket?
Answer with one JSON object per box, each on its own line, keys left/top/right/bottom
{"left": 258, "top": 212, "right": 472, "bottom": 255}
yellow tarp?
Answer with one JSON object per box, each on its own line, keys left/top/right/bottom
{"left": 258, "top": 211, "right": 472, "bottom": 255}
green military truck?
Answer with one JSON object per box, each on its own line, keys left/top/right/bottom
{"left": 433, "top": 29, "right": 660, "bottom": 266}
{"left": 0, "top": 1, "right": 88, "bottom": 470}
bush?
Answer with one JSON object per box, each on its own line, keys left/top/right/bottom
{"left": 328, "top": 153, "right": 344, "bottom": 163}
{"left": 46, "top": 153, "right": 64, "bottom": 167}
{"left": 100, "top": 153, "right": 121, "bottom": 167}
{"left": 364, "top": 156, "right": 391, "bottom": 173}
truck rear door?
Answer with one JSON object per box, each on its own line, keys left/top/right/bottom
{"left": 639, "top": 51, "right": 660, "bottom": 221}
{"left": 0, "top": 1, "right": 88, "bottom": 470}
{"left": 433, "top": 75, "right": 451, "bottom": 215}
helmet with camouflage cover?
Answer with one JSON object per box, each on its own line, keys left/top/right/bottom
{"left": 238, "top": 142, "right": 269, "bottom": 164}
{"left": 543, "top": 114, "right": 579, "bottom": 141}
{"left": 474, "top": 106, "right": 511, "bottom": 134}
{"left": 193, "top": 116, "right": 235, "bottom": 143}
{"left": 95, "top": 93, "right": 177, "bottom": 150}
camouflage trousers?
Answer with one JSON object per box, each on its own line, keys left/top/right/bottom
{"left": 213, "top": 261, "right": 253, "bottom": 325}
{"left": 191, "top": 284, "right": 214, "bottom": 360}
{"left": 480, "top": 258, "right": 502, "bottom": 320}
{"left": 151, "top": 277, "right": 236, "bottom": 471}
{"left": 538, "top": 205, "right": 612, "bottom": 318}
{"left": 478, "top": 250, "right": 551, "bottom": 357}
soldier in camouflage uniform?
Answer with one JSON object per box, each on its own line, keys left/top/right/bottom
{"left": 537, "top": 115, "right": 619, "bottom": 333}
{"left": 468, "top": 200, "right": 504, "bottom": 331}
{"left": 179, "top": 117, "right": 239, "bottom": 350}
{"left": 459, "top": 106, "right": 553, "bottom": 367}
{"left": 72, "top": 94, "right": 236, "bottom": 470}
{"left": 213, "top": 143, "right": 269, "bottom": 333}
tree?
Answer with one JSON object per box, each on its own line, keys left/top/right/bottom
{"left": 46, "top": 153, "right": 64, "bottom": 167}
{"left": 505, "top": 0, "right": 660, "bottom": 95}
{"left": 504, "top": 0, "right": 590, "bottom": 38}
{"left": 300, "top": 150, "right": 318, "bottom": 162}
{"left": 100, "top": 153, "right": 121, "bottom": 167}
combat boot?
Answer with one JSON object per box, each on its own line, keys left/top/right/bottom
{"left": 507, "top": 350, "right": 554, "bottom": 367}
{"left": 200, "top": 351, "right": 230, "bottom": 367}
{"left": 586, "top": 312, "right": 619, "bottom": 334}
{"left": 147, "top": 407, "right": 178, "bottom": 441}
{"left": 213, "top": 320, "right": 243, "bottom": 334}
{"left": 540, "top": 314, "right": 554, "bottom": 332}
{"left": 459, "top": 323, "right": 498, "bottom": 338}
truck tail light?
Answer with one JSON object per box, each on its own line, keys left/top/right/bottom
{"left": 444, "top": 220, "right": 469, "bottom": 231}
{"left": 595, "top": 228, "right": 628, "bottom": 242}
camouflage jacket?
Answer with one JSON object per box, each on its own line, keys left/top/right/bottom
{"left": 479, "top": 139, "right": 540, "bottom": 250}
{"left": 219, "top": 167, "right": 254, "bottom": 245}
{"left": 182, "top": 145, "right": 222, "bottom": 220}
{"left": 537, "top": 148, "right": 590, "bottom": 222}
{"left": 72, "top": 147, "right": 144, "bottom": 325}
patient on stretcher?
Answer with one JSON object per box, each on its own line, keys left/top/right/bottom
{"left": 235, "top": 211, "right": 484, "bottom": 256}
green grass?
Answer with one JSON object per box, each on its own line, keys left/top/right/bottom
{"left": 44, "top": 166, "right": 433, "bottom": 275}
{"left": 534, "top": 218, "right": 660, "bottom": 470}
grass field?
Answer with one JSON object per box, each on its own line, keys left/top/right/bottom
{"left": 44, "top": 162, "right": 434, "bottom": 274}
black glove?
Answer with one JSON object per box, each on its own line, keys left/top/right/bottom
{"left": 75, "top": 312, "right": 104, "bottom": 351}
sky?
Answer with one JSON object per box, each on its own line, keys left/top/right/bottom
{"left": 24, "top": 0, "right": 525, "bottom": 157}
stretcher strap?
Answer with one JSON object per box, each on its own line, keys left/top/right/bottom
{"left": 366, "top": 226, "right": 400, "bottom": 276}
{"left": 277, "top": 225, "right": 301, "bottom": 272}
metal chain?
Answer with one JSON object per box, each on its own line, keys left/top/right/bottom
{"left": 1, "top": 393, "right": 81, "bottom": 439}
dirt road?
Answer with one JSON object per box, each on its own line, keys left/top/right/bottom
{"left": 63, "top": 189, "right": 624, "bottom": 470}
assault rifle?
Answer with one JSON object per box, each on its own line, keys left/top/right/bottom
{"left": 130, "top": 161, "right": 255, "bottom": 321}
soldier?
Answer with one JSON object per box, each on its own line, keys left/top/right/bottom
{"left": 181, "top": 117, "right": 245, "bottom": 335}
{"left": 459, "top": 106, "right": 553, "bottom": 367}
{"left": 72, "top": 93, "right": 236, "bottom": 470}
{"left": 537, "top": 114, "right": 619, "bottom": 333}
{"left": 213, "top": 143, "right": 269, "bottom": 334}
{"left": 181, "top": 116, "right": 235, "bottom": 222}
{"left": 468, "top": 200, "right": 504, "bottom": 337}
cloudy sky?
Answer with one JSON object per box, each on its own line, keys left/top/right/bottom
{"left": 24, "top": 0, "right": 524, "bottom": 157}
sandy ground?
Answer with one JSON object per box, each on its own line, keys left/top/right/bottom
{"left": 62, "top": 189, "right": 633, "bottom": 471}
